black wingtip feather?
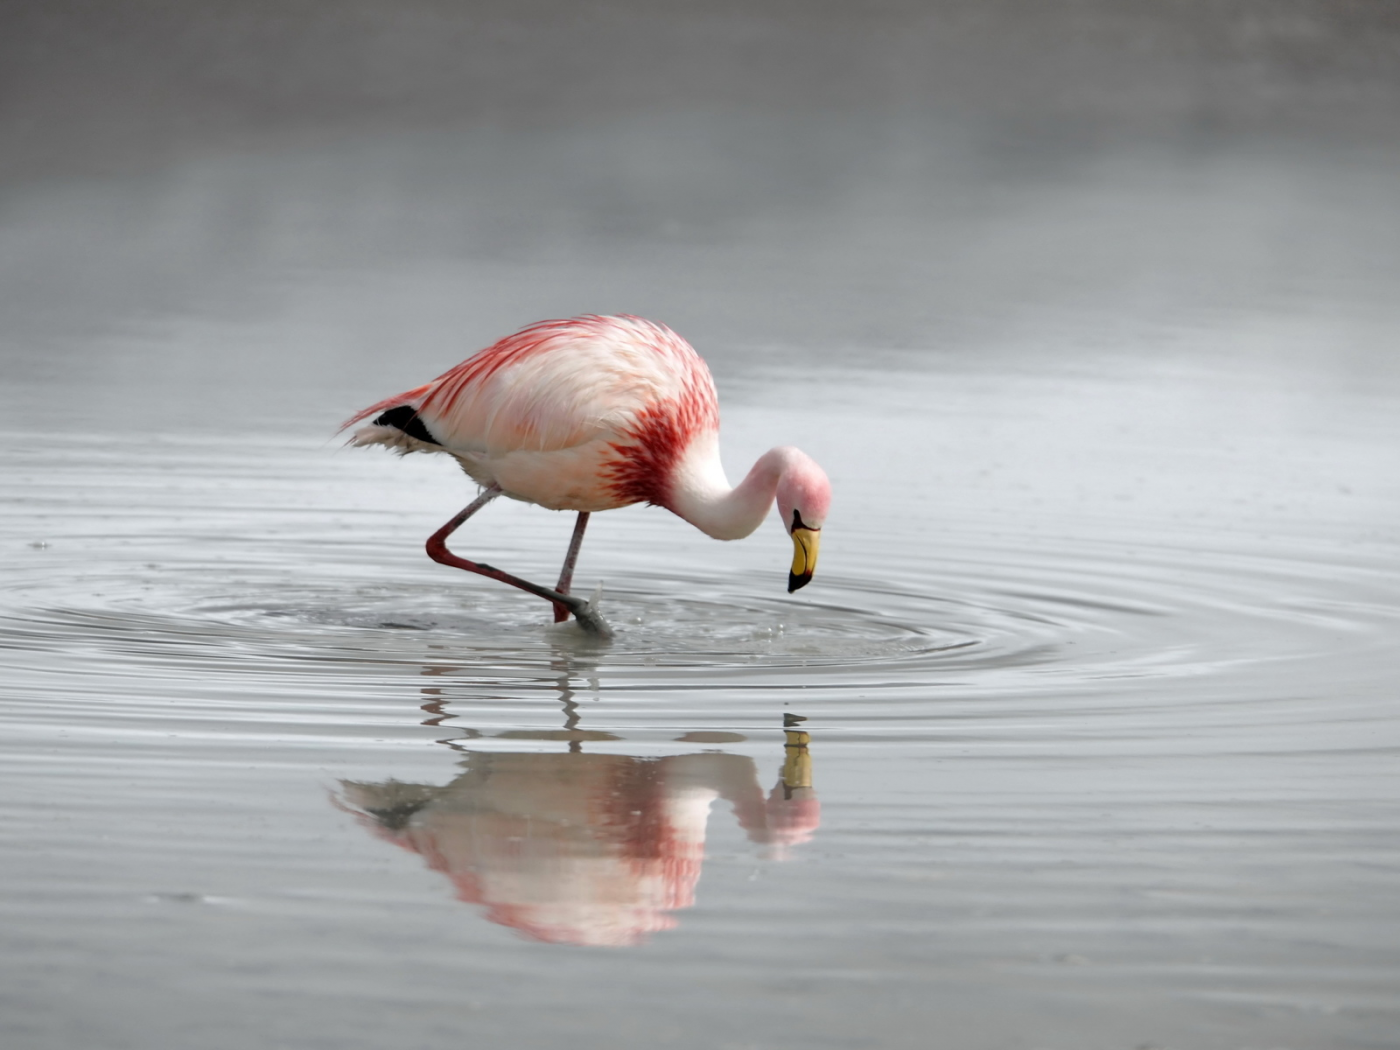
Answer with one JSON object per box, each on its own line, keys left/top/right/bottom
{"left": 373, "top": 405, "right": 439, "bottom": 445}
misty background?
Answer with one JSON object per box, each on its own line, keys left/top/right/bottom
{"left": 2, "top": 0, "right": 1398, "bottom": 435}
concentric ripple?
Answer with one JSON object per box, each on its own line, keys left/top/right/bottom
{"left": 3, "top": 432, "right": 1398, "bottom": 759}
{"left": 5, "top": 450, "right": 1399, "bottom": 756}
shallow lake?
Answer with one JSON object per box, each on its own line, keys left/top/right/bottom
{"left": 2, "top": 116, "right": 1399, "bottom": 1050}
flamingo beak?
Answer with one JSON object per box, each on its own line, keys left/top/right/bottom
{"left": 788, "top": 527, "right": 821, "bottom": 592}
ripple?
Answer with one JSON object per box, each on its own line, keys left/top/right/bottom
{"left": 4, "top": 524, "right": 1396, "bottom": 702}
{"left": 3, "top": 435, "right": 1399, "bottom": 759}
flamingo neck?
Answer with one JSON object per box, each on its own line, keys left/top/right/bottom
{"left": 667, "top": 438, "right": 794, "bottom": 541}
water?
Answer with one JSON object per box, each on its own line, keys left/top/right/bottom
{"left": 5, "top": 31, "right": 1400, "bottom": 1050}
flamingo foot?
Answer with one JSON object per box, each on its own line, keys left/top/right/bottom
{"left": 555, "top": 592, "right": 612, "bottom": 639}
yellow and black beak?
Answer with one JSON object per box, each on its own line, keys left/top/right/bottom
{"left": 788, "top": 526, "right": 821, "bottom": 592}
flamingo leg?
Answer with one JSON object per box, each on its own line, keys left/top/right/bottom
{"left": 551, "top": 512, "right": 591, "bottom": 623}
{"left": 425, "top": 487, "right": 611, "bottom": 637}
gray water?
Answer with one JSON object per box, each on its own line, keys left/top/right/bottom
{"left": 5, "top": 7, "right": 1400, "bottom": 1050}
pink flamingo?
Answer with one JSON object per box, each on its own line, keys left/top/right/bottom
{"left": 344, "top": 315, "right": 831, "bottom": 636}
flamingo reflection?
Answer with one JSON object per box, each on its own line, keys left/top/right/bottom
{"left": 336, "top": 729, "right": 817, "bottom": 947}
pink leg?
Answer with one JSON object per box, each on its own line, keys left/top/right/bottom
{"left": 425, "top": 488, "right": 610, "bottom": 637}
{"left": 552, "top": 512, "right": 591, "bottom": 623}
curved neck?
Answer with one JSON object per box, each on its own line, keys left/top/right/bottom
{"left": 667, "top": 440, "right": 794, "bottom": 541}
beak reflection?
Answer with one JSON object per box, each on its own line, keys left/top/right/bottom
{"left": 337, "top": 726, "right": 819, "bottom": 948}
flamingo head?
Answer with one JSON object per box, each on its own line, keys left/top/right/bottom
{"left": 774, "top": 449, "right": 831, "bottom": 593}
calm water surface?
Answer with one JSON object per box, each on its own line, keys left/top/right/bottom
{"left": 3, "top": 124, "right": 1400, "bottom": 1050}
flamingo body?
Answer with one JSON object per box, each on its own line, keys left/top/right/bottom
{"left": 348, "top": 316, "right": 719, "bottom": 517}
{"left": 345, "top": 315, "right": 830, "bottom": 628}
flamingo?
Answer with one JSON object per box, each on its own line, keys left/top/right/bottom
{"left": 343, "top": 315, "right": 831, "bottom": 636}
